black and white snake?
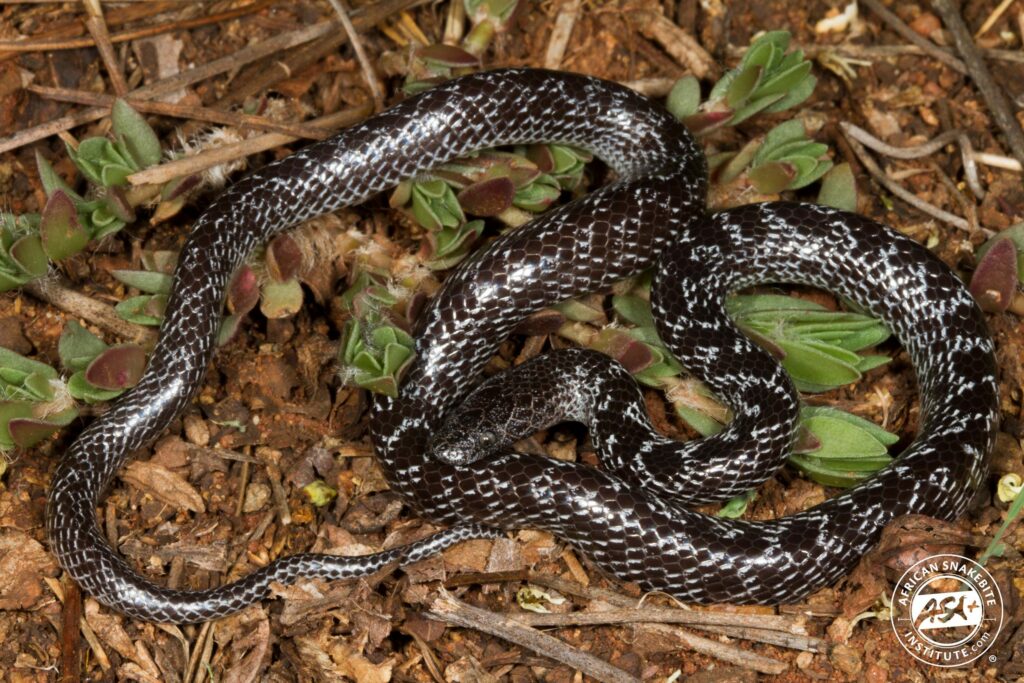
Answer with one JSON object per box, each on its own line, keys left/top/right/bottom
{"left": 45, "top": 69, "right": 999, "bottom": 623}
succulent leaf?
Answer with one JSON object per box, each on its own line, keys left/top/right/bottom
{"left": 111, "top": 99, "right": 162, "bottom": 169}
{"left": 58, "top": 321, "right": 109, "bottom": 372}
{"left": 40, "top": 190, "right": 90, "bottom": 261}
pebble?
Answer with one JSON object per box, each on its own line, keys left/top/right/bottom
{"left": 243, "top": 482, "right": 271, "bottom": 513}
{"left": 183, "top": 414, "right": 210, "bottom": 446}
{"left": 0, "top": 317, "right": 32, "bottom": 355}
{"left": 830, "top": 643, "right": 863, "bottom": 676}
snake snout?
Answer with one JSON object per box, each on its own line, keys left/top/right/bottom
{"left": 428, "top": 433, "right": 482, "bottom": 466}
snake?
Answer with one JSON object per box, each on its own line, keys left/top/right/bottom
{"left": 45, "top": 68, "right": 999, "bottom": 623}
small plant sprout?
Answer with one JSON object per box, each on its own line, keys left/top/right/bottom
{"left": 47, "top": 99, "right": 161, "bottom": 242}
{"left": 110, "top": 250, "right": 177, "bottom": 327}
{"left": 790, "top": 406, "right": 896, "bottom": 487}
{"left": 0, "top": 347, "right": 77, "bottom": 453}
{"left": 980, "top": 473, "right": 1024, "bottom": 565}
{"left": 970, "top": 223, "right": 1024, "bottom": 314}
{"left": 0, "top": 100, "right": 166, "bottom": 293}
{"left": 717, "top": 490, "right": 757, "bottom": 518}
{"left": 389, "top": 145, "right": 590, "bottom": 268}
{"left": 339, "top": 317, "right": 416, "bottom": 398}
{"left": 58, "top": 321, "right": 147, "bottom": 403}
{"left": 678, "top": 31, "right": 817, "bottom": 133}
{"left": 713, "top": 119, "right": 834, "bottom": 194}
{"left": 0, "top": 212, "right": 47, "bottom": 291}
{"left": 726, "top": 294, "right": 891, "bottom": 393}
{"left": 404, "top": 44, "right": 480, "bottom": 94}
{"left": 462, "top": 0, "right": 520, "bottom": 56}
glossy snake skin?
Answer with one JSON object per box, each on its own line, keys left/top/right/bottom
{"left": 46, "top": 69, "right": 998, "bottom": 623}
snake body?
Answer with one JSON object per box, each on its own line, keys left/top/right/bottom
{"left": 46, "top": 69, "right": 998, "bottom": 623}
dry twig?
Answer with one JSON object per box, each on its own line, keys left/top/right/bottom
{"left": 544, "top": 0, "right": 582, "bottom": 69}
{"left": 839, "top": 122, "right": 985, "bottom": 199}
{"left": 326, "top": 0, "right": 385, "bottom": 111}
{"left": 427, "top": 590, "right": 639, "bottom": 683}
{"left": 447, "top": 570, "right": 800, "bottom": 671}
{"left": 125, "top": 103, "right": 373, "bottom": 186}
{"left": 975, "top": 0, "right": 1018, "bottom": 37}
{"left": 840, "top": 124, "right": 977, "bottom": 234}
{"left": 932, "top": 0, "right": 1024, "bottom": 173}
{"left": 0, "top": 0, "right": 275, "bottom": 52}
{"left": 636, "top": 12, "right": 717, "bottom": 78}
{"left": 27, "top": 85, "right": 333, "bottom": 140}
{"left": 23, "top": 278, "right": 158, "bottom": 346}
{"left": 82, "top": 0, "right": 129, "bottom": 95}
{"left": 859, "top": 0, "right": 968, "bottom": 73}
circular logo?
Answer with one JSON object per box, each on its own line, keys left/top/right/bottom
{"left": 890, "top": 554, "right": 1004, "bottom": 667}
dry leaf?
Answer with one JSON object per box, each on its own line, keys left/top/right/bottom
{"left": 222, "top": 608, "right": 271, "bottom": 683}
{"left": 0, "top": 530, "right": 59, "bottom": 610}
{"left": 121, "top": 460, "right": 205, "bottom": 513}
{"left": 84, "top": 599, "right": 136, "bottom": 661}
{"left": 329, "top": 641, "right": 394, "bottom": 683}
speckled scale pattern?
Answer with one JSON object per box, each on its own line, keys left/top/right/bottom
{"left": 45, "top": 69, "right": 997, "bottom": 623}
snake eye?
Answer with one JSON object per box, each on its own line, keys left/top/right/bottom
{"left": 478, "top": 432, "right": 496, "bottom": 448}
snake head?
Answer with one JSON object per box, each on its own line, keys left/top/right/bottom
{"left": 429, "top": 383, "right": 522, "bottom": 465}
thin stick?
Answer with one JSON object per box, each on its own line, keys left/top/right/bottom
{"left": 859, "top": 0, "right": 968, "bottom": 73}
{"left": 0, "top": 20, "right": 339, "bottom": 155}
{"left": 932, "top": 0, "right": 1024, "bottom": 173}
{"left": 841, "top": 121, "right": 987, "bottom": 198}
{"left": 515, "top": 607, "right": 808, "bottom": 633}
{"left": 83, "top": 0, "right": 129, "bottom": 95}
{"left": 427, "top": 590, "right": 639, "bottom": 683}
{"left": 931, "top": 159, "right": 978, "bottom": 232}
{"left": 645, "top": 622, "right": 788, "bottom": 674}
{"left": 636, "top": 11, "right": 717, "bottom": 78}
{"left": 620, "top": 77, "right": 677, "bottom": 96}
{"left": 544, "top": 0, "right": 582, "bottom": 69}
{"left": 839, "top": 123, "right": 963, "bottom": 159}
{"left": 27, "top": 85, "right": 333, "bottom": 140}
{"left": 0, "top": 0, "right": 275, "bottom": 52}
{"left": 839, "top": 124, "right": 971, "bottom": 232}
{"left": 955, "top": 132, "right": 986, "bottom": 199}
{"left": 697, "top": 623, "right": 823, "bottom": 652}
{"left": 448, "top": 570, "right": 811, "bottom": 658}
{"left": 975, "top": 0, "right": 1017, "bottom": 37}
{"left": 59, "top": 580, "right": 83, "bottom": 683}
{"left": 24, "top": 278, "right": 158, "bottom": 346}
{"left": 794, "top": 42, "right": 1024, "bottom": 65}
{"left": 326, "top": 0, "right": 385, "bottom": 111}
{"left": 125, "top": 104, "right": 373, "bottom": 186}
{"left": 974, "top": 151, "right": 1023, "bottom": 171}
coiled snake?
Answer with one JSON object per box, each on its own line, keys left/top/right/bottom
{"left": 46, "top": 69, "right": 999, "bottom": 623}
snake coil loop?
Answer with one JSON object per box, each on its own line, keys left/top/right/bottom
{"left": 46, "top": 69, "right": 998, "bottom": 623}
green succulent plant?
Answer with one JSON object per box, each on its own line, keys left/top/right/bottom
{"left": 0, "top": 347, "right": 77, "bottom": 453}
{"left": 59, "top": 321, "right": 147, "bottom": 403}
{"left": 726, "top": 294, "right": 891, "bottom": 393}
{"left": 970, "top": 223, "right": 1024, "bottom": 313}
{"left": 338, "top": 317, "right": 416, "bottom": 398}
{"left": 790, "top": 406, "right": 897, "bottom": 487}
{"left": 712, "top": 119, "right": 833, "bottom": 194}
{"left": 0, "top": 213, "right": 47, "bottom": 291}
{"left": 691, "top": 31, "right": 816, "bottom": 132}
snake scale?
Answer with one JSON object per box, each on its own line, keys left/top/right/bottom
{"left": 45, "top": 69, "right": 999, "bottom": 623}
